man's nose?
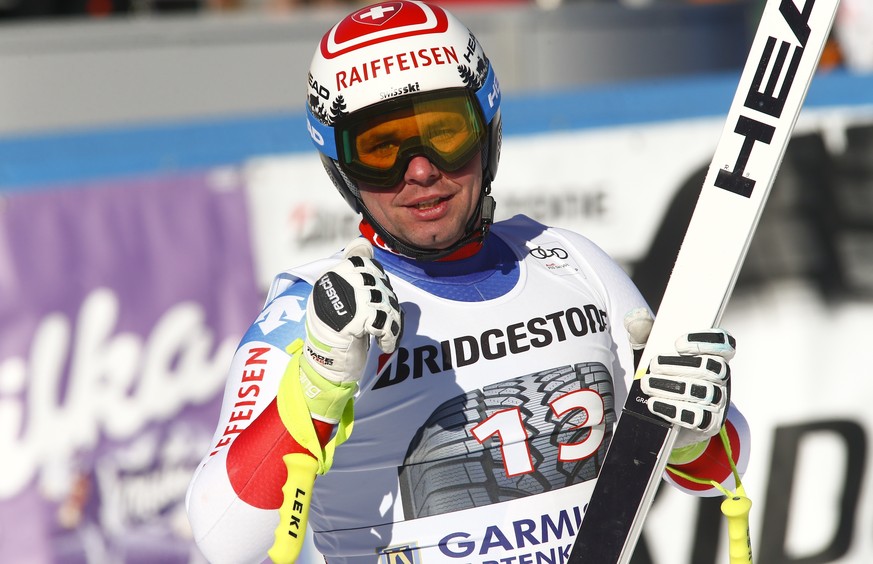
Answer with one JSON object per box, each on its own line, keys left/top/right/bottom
{"left": 404, "top": 155, "right": 440, "bottom": 185}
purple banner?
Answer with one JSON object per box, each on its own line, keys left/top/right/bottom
{"left": 0, "top": 170, "right": 263, "bottom": 563}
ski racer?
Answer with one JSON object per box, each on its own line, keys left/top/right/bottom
{"left": 186, "top": 2, "right": 750, "bottom": 562}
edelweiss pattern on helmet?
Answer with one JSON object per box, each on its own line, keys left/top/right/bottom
{"left": 306, "top": 0, "right": 490, "bottom": 127}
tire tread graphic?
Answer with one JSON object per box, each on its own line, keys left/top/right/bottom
{"left": 399, "top": 363, "right": 615, "bottom": 519}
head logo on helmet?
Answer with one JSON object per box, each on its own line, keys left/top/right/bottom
{"left": 306, "top": 0, "right": 502, "bottom": 261}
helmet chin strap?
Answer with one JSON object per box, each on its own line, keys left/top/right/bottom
{"left": 358, "top": 185, "right": 495, "bottom": 262}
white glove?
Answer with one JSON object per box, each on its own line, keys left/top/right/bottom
{"left": 624, "top": 308, "right": 735, "bottom": 449}
{"left": 303, "top": 238, "right": 402, "bottom": 386}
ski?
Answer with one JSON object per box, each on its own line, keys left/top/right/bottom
{"left": 569, "top": 0, "right": 840, "bottom": 562}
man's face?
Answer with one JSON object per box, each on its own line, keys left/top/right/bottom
{"left": 358, "top": 152, "right": 483, "bottom": 250}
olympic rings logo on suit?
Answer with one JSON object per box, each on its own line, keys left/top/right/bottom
{"left": 528, "top": 246, "right": 569, "bottom": 260}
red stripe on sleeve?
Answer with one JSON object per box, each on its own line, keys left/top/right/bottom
{"left": 226, "top": 398, "right": 334, "bottom": 509}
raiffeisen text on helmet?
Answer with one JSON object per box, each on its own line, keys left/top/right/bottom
{"left": 336, "top": 46, "right": 459, "bottom": 91}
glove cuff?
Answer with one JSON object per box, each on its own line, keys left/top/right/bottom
{"left": 304, "top": 317, "right": 368, "bottom": 385}
{"left": 668, "top": 437, "right": 709, "bottom": 464}
{"left": 299, "top": 355, "right": 358, "bottom": 424}
{"left": 277, "top": 339, "right": 357, "bottom": 475}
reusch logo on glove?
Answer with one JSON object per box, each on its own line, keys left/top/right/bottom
{"left": 319, "top": 275, "right": 349, "bottom": 315}
{"left": 314, "top": 273, "right": 356, "bottom": 332}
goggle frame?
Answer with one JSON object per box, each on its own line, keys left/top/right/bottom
{"left": 306, "top": 65, "right": 500, "bottom": 189}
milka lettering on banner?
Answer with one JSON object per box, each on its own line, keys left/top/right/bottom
{"left": 96, "top": 430, "right": 201, "bottom": 534}
{"left": 0, "top": 287, "right": 237, "bottom": 498}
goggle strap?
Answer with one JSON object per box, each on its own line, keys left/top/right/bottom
{"left": 306, "top": 105, "right": 339, "bottom": 160}
{"left": 475, "top": 65, "right": 500, "bottom": 125}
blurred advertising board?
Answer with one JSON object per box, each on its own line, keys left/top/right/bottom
{"left": 0, "top": 171, "right": 263, "bottom": 562}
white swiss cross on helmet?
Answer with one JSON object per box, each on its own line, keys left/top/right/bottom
{"left": 353, "top": 3, "right": 400, "bottom": 24}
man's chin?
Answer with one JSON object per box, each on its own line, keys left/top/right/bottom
{"left": 405, "top": 231, "right": 465, "bottom": 251}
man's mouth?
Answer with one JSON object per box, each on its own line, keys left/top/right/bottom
{"left": 412, "top": 197, "right": 448, "bottom": 210}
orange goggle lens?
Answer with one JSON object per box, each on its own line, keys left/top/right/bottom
{"left": 339, "top": 92, "right": 485, "bottom": 188}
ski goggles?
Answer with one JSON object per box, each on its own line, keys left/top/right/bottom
{"left": 307, "top": 82, "right": 497, "bottom": 189}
